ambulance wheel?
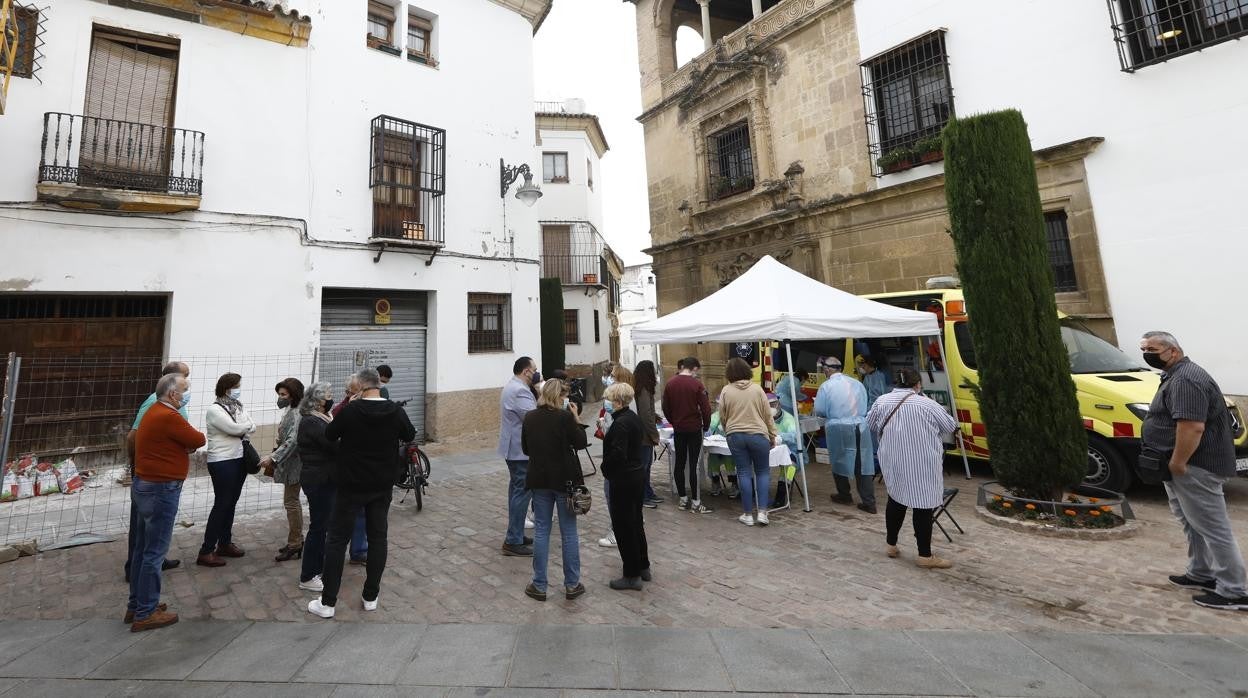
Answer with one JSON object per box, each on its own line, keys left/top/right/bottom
{"left": 1084, "top": 434, "right": 1131, "bottom": 493}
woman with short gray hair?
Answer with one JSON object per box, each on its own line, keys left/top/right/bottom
{"left": 296, "top": 382, "right": 336, "bottom": 592}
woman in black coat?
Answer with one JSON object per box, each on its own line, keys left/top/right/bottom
{"left": 520, "top": 378, "right": 588, "bottom": 602}
{"left": 602, "top": 381, "right": 650, "bottom": 591}
{"left": 295, "top": 382, "right": 336, "bottom": 593}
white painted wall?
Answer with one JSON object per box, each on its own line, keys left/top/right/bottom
{"left": 0, "top": 0, "right": 545, "bottom": 401}
{"left": 618, "top": 264, "right": 659, "bottom": 370}
{"left": 561, "top": 289, "right": 610, "bottom": 367}
{"left": 533, "top": 127, "right": 605, "bottom": 232}
{"left": 854, "top": 0, "right": 1248, "bottom": 393}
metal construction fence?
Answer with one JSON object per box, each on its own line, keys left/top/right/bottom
{"left": 0, "top": 349, "right": 383, "bottom": 548}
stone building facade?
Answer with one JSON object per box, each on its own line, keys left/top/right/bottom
{"left": 627, "top": 0, "right": 1114, "bottom": 390}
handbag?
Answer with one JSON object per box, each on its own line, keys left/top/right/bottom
{"left": 565, "top": 480, "right": 592, "bottom": 516}
{"left": 219, "top": 402, "right": 262, "bottom": 474}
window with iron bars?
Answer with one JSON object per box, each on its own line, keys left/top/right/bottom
{"left": 370, "top": 115, "right": 445, "bottom": 245}
{"left": 564, "top": 309, "right": 580, "bottom": 345}
{"left": 707, "top": 121, "right": 754, "bottom": 200}
{"left": 594, "top": 309, "right": 601, "bottom": 343}
{"left": 860, "top": 30, "right": 954, "bottom": 175}
{"left": 468, "top": 293, "right": 511, "bottom": 353}
{"left": 1044, "top": 211, "right": 1079, "bottom": 293}
{"left": 1107, "top": 0, "right": 1248, "bottom": 71}
{"left": 9, "top": 5, "right": 40, "bottom": 79}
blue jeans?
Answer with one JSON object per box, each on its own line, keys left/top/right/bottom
{"left": 127, "top": 477, "right": 183, "bottom": 619}
{"left": 640, "top": 445, "right": 657, "bottom": 500}
{"left": 529, "top": 488, "right": 581, "bottom": 592}
{"left": 300, "top": 480, "right": 335, "bottom": 583}
{"left": 727, "top": 432, "right": 771, "bottom": 514}
{"left": 201, "top": 457, "right": 246, "bottom": 555}
{"left": 505, "top": 459, "right": 532, "bottom": 545}
{"left": 351, "top": 512, "right": 367, "bottom": 561}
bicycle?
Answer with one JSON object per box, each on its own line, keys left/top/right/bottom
{"left": 396, "top": 438, "right": 431, "bottom": 511}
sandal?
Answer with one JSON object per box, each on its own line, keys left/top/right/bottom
{"left": 275, "top": 546, "right": 303, "bottom": 562}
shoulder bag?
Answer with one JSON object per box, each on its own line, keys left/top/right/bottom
{"left": 880, "top": 392, "right": 916, "bottom": 436}
{"left": 219, "top": 403, "right": 262, "bottom": 474}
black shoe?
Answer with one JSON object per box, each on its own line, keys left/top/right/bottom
{"left": 524, "top": 583, "right": 547, "bottom": 602}
{"left": 830, "top": 494, "right": 854, "bottom": 505}
{"left": 857, "top": 503, "right": 878, "bottom": 515}
{"left": 609, "top": 576, "right": 643, "bottom": 591}
{"left": 162, "top": 559, "right": 181, "bottom": 571}
{"left": 501, "top": 543, "right": 534, "bottom": 557}
{"left": 646, "top": 496, "right": 664, "bottom": 504}
{"left": 640, "top": 568, "right": 652, "bottom": 582}
{"left": 642, "top": 499, "right": 659, "bottom": 509}
{"left": 1169, "top": 574, "right": 1217, "bottom": 591}
{"left": 1193, "top": 592, "right": 1248, "bottom": 611}
{"left": 349, "top": 557, "right": 367, "bottom": 566}
{"left": 565, "top": 583, "right": 586, "bottom": 600}
{"left": 523, "top": 536, "right": 534, "bottom": 546}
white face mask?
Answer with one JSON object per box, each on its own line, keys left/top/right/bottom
{"left": 771, "top": 407, "right": 781, "bottom": 419}
{"left": 227, "top": 388, "right": 242, "bottom": 400}
{"left": 562, "top": 398, "right": 570, "bottom": 410}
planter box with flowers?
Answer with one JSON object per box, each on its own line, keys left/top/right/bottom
{"left": 876, "top": 147, "right": 916, "bottom": 174}
{"left": 915, "top": 135, "right": 944, "bottom": 164}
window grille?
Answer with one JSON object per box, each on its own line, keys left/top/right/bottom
{"left": 468, "top": 293, "right": 511, "bottom": 353}
{"left": 10, "top": 5, "right": 42, "bottom": 79}
{"left": 707, "top": 121, "right": 754, "bottom": 200}
{"left": 1107, "top": 0, "right": 1248, "bottom": 71}
{"left": 593, "top": 309, "right": 601, "bottom": 343}
{"left": 0, "top": 294, "right": 166, "bottom": 320}
{"left": 1044, "top": 211, "right": 1079, "bottom": 292}
{"left": 564, "top": 309, "right": 580, "bottom": 345}
{"left": 370, "top": 115, "right": 445, "bottom": 244}
{"left": 543, "top": 152, "right": 568, "bottom": 183}
{"left": 540, "top": 221, "right": 607, "bottom": 286}
{"left": 860, "top": 30, "right": 954, "bottom": 175}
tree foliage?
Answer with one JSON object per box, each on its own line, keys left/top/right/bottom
{"left": 539, "top": 277, "right": 565, "bottom": 372}
{"left": 943, "top": 110, "right": 1087, "bottom": 499}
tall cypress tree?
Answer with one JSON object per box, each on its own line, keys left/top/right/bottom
{"left": 539, "top": 278, "right": 565, "bottom": 372}
{"left": 943, "top": 110, "right": 1087, "bottom": 500}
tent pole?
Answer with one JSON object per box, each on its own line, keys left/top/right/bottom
{"left": 935, "top": 333, "right": 973, "bottom": 480}
{"left": 785, "top": 341, "right": 813, "bottom": 512}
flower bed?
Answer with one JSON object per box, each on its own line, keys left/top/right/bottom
{"left": 977, "top": 481, "right": 1131, "bottom": 530}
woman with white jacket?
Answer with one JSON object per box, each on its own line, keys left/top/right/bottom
{"left": 197, "top": 372, "right": 256, "bottom": 568}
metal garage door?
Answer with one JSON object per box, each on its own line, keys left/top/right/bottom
{"left": 319, "top": 290, "right": 428, "bottom": 439}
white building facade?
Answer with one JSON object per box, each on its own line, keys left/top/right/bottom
{"left": 617, "top": 263, "right": 659, "bottom": 372}
{"left": 854, "top": 0, "right": 1248, "bottom": 395}
{"left": 0, "top": 0, "right": 553, "bottom": 442}
{"left": 531, "top": 99, "right": 622, "bottom": 373}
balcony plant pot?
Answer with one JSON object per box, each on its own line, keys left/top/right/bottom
{"left": 876, "top": 148, "right": 916, "bottom": 175}
{"left": 919, "top": 149, "right": 944, "bottom": 164}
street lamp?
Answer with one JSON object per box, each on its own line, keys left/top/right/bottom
{"left": 500, "top": 158, "right": 543, "bottom": 207}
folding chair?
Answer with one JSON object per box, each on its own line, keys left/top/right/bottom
{"left": 577, "top": 446, "right": 597, "bottom": 478}
{"left": 932, "top": 487, "right": 964, "bottom": 543}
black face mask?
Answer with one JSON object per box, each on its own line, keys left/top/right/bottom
{"left": 1142, "top": 351, "right": 1168, "bottom": 370}
{"left": 324, "top": 399, "right": 334, "bottom": 413}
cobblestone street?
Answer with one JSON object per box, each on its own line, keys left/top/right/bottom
{"left": 4, "top": 440, "right": 1248, "bottom": 636}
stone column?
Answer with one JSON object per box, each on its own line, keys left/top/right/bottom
{"left": 697, "top": 0, "right": 713, "bottom": 50}
{"left": 752, "top": 0, "right": 763, "bottom": 17}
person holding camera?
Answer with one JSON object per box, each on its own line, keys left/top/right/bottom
{"left": 520, "top": 378, "right": 588, "bottom": 602}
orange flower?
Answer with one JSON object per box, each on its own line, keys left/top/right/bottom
{"left": 1100, "top": 505, "right": 1113, "bottom": 512}
{"left": 1024, "top": 503, "right": 1036, "bottom": 511}
{"left": 1063, "top": 509, "right": 1077, "bottom": 517}
{"left": 1090, "top": 510, "right": 1101, "bottom": 517}
{"left": 1089, "top": 497, "right": 1100, "bottom": 504}
{"left": 993, "top": 495, "right": 1003, "bottom": 502}
{"left": 1001, "top": 502, "right": 1013, "bottom": 509}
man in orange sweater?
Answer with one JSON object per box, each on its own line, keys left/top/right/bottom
{"left": 127, "top": 373, "right": 205, "bottom": 632}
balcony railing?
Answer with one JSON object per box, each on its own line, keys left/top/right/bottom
{"left": 39, "top": 112, "right": 204, "bottom": 195}
{"left": 542, "top": 254, "right": 608, "bottom": 287}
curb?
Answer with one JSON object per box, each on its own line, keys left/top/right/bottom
{"left": 974, "top": 505, "right": 1141, "bottom": 540}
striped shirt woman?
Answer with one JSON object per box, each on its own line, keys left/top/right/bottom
{"left": 866, "top": 369, "right": 958, "bottom": 568}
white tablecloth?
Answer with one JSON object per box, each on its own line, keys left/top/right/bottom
{"left": 668, "top": 435, "right": 793, "bottom": 469}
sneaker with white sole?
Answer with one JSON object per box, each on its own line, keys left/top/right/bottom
{"left": 598, "top": 532, "right": 617, "bottom": 547}
{"left": 756, "top": 510, "right": 769, "bottom": 526}
{"left": 362, "top": 596, "right": 378, "bottom": 612}
{"left": 738, "top": 513, "right": 755, "bottom": 526}
{"left": 307, "top": 598, "right": 335, "bottom": 619}
{"left": 298, "top": 575, "right": 324, "bottom": 592}
{"left": 678, "top": 496, "right": 690, "bottom": 510}
{"left": 690, "top": 501, "right": 714, "bottom": 514}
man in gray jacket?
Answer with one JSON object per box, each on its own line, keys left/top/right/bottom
{"left": 498, "top": 356, "right": 538, "bottom": 556}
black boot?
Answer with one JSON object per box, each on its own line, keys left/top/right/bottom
{"left": 609, "top": 576, "right": 643, "bottom": 591}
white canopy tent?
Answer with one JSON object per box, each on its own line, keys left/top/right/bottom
{"left": 633, "top": 255, "right": 965, "bottom": 513}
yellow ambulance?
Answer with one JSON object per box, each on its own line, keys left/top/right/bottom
{"left": 772, "top": 282, "right": 1247, "bottom": 491}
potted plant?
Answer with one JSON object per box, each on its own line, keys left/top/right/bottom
{"left": 944, "top": 110, "right": 1094, "bottom": 523}
{"left": 915, "top": 135, "right": 944, "bottom": 164}
{"left": 876, "top": 147, "right": 915, "bottom": 174}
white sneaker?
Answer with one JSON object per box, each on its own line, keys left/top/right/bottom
{"left": 738, "top": 513, "right": 755, "bottom": 526}
{"left": 307, "top": 598, "right": 335, "bottom": 619}
{"left": 756, "top": 510, "right": 770, "bottom": 526}
{"left": 298, "top": 575, "right": 323, "bottom": 592}
{"left": 679, "top": 497, "right": 690, "bottom": 510}
{"left": 598, "top": 532, "right": 617, "bottom": 547}
{"left": 362, "top": 596, "right": 378, "bottom": 612}
{"left": 525, "top": 516, "right": 535, "bottom": 530}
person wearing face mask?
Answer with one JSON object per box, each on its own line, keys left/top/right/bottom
{"left": 295, "top": 382, "right": 337, "bottom": 595}
{"left": 857, "top": 356, "right": 891, "bottom": 409}
{"left": 866, "top": 368, "right": 958, "bottom": 569}
{"left": 1138, "top": 331, "right": 1248, "bottom": 612}
{"left": 197, "top": 373, "right": 257, "bottom": 567}
{"left": 594, "top": 363, "right": 638, "bottom": 546}
{"left": 127, "top": 373, "right": 205, "bottom": 631}
{"left": 815, "top": 356, "right": 877, "bottom": 514}
{"left": 261, "top": 377, "right": 306, "bottom": 562}
{"left": 765, "top": 393, "right": 800, "bottom": 508}
{"left": 331, "top": 374, "right": 369, "bottom": 566}
{"left": 498, "top": 357, "right": 539, "bottom": 556}
{"left": 519, "top": 378, "right": 587, "bottom": 601}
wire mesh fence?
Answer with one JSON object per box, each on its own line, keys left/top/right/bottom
{"left": 0, "top": 349, "right": 378, "bottom": 547}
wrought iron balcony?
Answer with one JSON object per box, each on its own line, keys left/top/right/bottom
{"left": 38, "top": 112, "right": 204, "bottom": 197}
{"left": 541, "top": 253, "right": 609, "bottom": 287}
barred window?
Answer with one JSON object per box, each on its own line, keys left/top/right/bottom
{"left": 861, "top": 31, "right": 953, "bottom": 174}
{"left": 468, "top": 293, "right": 511, "bottom": 353}
{"left": 1044, "top": 211, "right": 1079, "bottom": 293}
{"left": 370, "top": 115, "right": 445, "bottom": 244}
{"left": 543, "top": 152, "right": 568, "bottom": 183}
{"left": 1108, "top": 0, "right": 1248, "bottom": 71}
{"left": 593, "top": 309, "right": 601, "bottom": 343}
{"left": 708, "top": 121, "right": 754, "bottom": 200}
{"left": 10, "top": 5, "right": 39, "bottom": 78}
{"left": 564, "top": 309, "right": 580, "bottom": 345}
